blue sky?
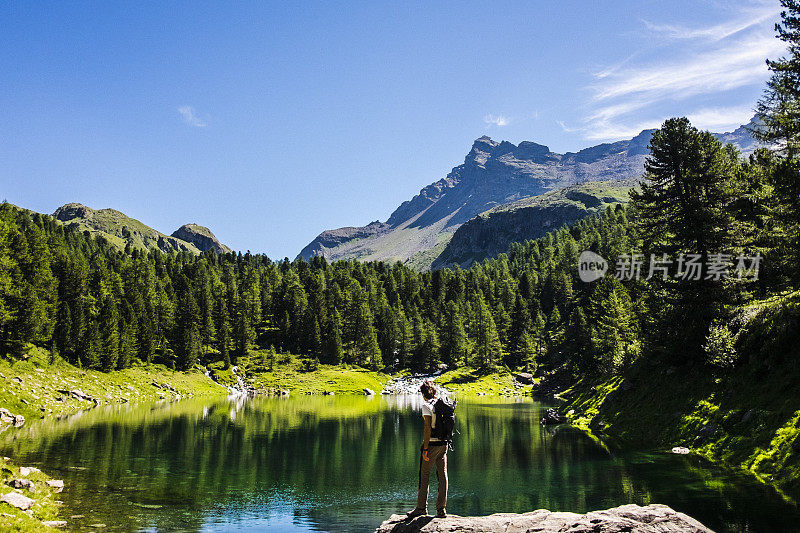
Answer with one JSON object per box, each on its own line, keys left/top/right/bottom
{"left": 0, "top": 1, "right": 785, "bottom": 258}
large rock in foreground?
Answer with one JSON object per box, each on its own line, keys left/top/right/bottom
{"left": 375, "top": 504, "right": 713, "bottom": 532}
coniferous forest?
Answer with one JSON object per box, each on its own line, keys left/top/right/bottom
{"left": 2, "top": 2, "right": 800, "bottom": 382}
{"left": 1, "top": 108, "right": 798, "bottom": 381}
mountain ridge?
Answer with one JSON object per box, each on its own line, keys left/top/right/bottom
{"left": 51, "top": 202, "right": 231, "bottom": 255}
{"left": 298, "top": 119, "right": 759, "bottom": 270}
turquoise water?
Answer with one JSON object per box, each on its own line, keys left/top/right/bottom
{"left": 1, "top": 395, "right": 798, "bottom": 532}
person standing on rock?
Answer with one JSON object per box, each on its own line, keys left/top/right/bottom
{"left": 406, "top": 380, "right": 451, "bottom": 520}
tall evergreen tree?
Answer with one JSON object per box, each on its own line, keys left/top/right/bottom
{"left": 755, "top": 1, "right": 800, "bottom": 282}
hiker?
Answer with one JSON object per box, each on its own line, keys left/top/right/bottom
{"left": 406, "top": 380, "right": 454, "bottom": 520}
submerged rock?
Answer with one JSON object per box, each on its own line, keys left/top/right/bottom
{"left": 540, "top": 408, "right": 564, "bottom": 426}
{"left": 375, "top": 504, "right": 712, "bottom": 532}
{"left": 42, "top": 520, "right": 68, "bottom": 528}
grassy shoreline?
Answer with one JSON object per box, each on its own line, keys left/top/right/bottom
{"left": 0, "top": 347, "right": 394, "bottom": 530}
{"left": 554, "top": 357, "right": 800, "bottom": 504}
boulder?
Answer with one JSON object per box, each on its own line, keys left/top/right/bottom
{"left": 12, "top": 415, "right": 24, "bottom": 427}
{"left": 671, "top": 447, "right": 691, "bottom": 455}
{"left": 363, "top": 388, "right": 375, "bottom": 395}
{"left": 0, "top": 408, "right": 15, "bottom": 425}
{"left": 19, "top": 466, "right": 40, "bottom": 477}
{"left": 515, "top": 373, "right": 533, "bottom": 384}
{"left": 57, "top": 389, "right": 95, "bottom": 402}
{"left": 0, "top": 491, "right": 34, "bottom": 511}
{"left": 7, "top": 478, "right": 36, "bottom": 492}
{"left": 540, "top": 408, "right": 564, "bottom": 426}
{"left": 46, "top": 479, "right": 64, "bottom": 492}
{"left": 375, "top": 504, "right": 713, "bottom": 532}
{"left": 42, "top": 520, "right": 68, "bottom": 528}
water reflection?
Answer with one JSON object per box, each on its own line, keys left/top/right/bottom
{"left": 0, "top": 396, "right": 797, "bottom": 532}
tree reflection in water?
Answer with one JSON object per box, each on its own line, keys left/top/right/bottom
{"left": 1, "top": 396, "right": 797, "bottom": 532}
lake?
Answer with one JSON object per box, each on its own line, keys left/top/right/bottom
{"left": 1, "top": 395, "right": 798, "bottom": 532}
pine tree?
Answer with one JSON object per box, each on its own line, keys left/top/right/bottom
{"left": 397, "top": 308, "right": 415, "bottom": 368}
{"left": 81, "top": 319, "right": 100, "bottom": 370}
{"left": 420, "top": 319, "right": 441, "bottom": 373}
{"left": 310, "top": 316, "right": 322, "bottom": 356}
{"left": 441, "top": 301, "right": 469, "bottom": 367}
{"left": 473, "top": 296, "right": 501, "bottom": 371}
{"left": 325, "top": 309, "right": 344, "bottom": 365}
{"left": 755, "top": 0, "right": 800, "bottom": 155}
{"left": 215, "top": 294, "right": 232, "bottom": 367}
{"left": 175, "top": 283, "right": 201, "bottom": 370}
{"left": 513, "top": 329, "right": 537, "bottom": 373}
{"left": 755, "top": 1, "right": 800, "bottom": 282}
{"left": 589, "top": 277, "right": 637, "bottom": 375}
{"left": 564, "top": 306, "right": 591, "bottom": 371}
{"left": 631, "top": 117, "right": 738, "bottom": 354}
{"left": 507, "top": 296, "right": 531, "bottom": 368}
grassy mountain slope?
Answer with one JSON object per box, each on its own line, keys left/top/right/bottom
{"left": 51, "top": 202, "right": 231, "bottom": 254}
{"left": 432, "top": 181, "right": 633, "bottom": 269}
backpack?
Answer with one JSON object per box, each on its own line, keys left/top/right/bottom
{"left": 431, "top": 397, "right": 457, "bottom": 443}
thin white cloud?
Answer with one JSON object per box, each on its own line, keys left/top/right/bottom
{"left": 178, "top": 105, "right": 207, "bottom": 128}
{"left": 580, "top": 2, "right": 782, "bottom": 142}
{"left": 557, "top": 120, "right": 582, "bottom": 133}
{"left": 641, "top": 4, "right": 775, "bottom": 42}
{"left": 591, "top": 35, "right": 781, "bottom": 103}
{"left": 583, "top": 119, "right": 663, "bottom": 141}
{"left": 687, "top": 104, "right": 756, "bottom": 132}
{"left": 484, "top": 114, "right": 510, "bottom": 127}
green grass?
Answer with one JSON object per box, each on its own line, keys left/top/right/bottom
{"left": 238, "top": 350, "right": 389, "bottom": 395}
{"left": 0, "top": 345, "right": 228, "bottom": 422}
{"left": 558, "top": 293, "right": 800, "bottom": 501}
{"left": 435, "top": 367, "right": 532, "bottom": 397}
{"left": 561, "top": 360, "right": 800, "bottom": 501}
{"left": 0, "top": 456, "right": 64, "bottom": 531}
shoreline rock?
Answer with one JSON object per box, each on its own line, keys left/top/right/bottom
{"left": 375, "top": 504, "right": 712, "bottom": 532}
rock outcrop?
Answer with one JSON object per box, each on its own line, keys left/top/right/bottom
{"left": 171, "top": 223, "right": 232, "bottom": 254}
{"left": 375, "top": 504, "right": 713, "bottom": 532}
{"left": 300, "top": 120, "right": 758, "bottom": 271}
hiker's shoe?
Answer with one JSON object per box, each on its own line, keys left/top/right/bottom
{"left": 436, "top": 509, "right": 447, "bottom": 518}
{"left": 405, "top": 509, "right": 427, "bottom": 519}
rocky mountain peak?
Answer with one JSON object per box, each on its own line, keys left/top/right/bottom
{"left": 171, "top": 224, "right": 232, "bottom": 254}
{"left": 299, "top": 118, "right": 760, "bottom": 270}
{"left": 53, "top": 203, "right": 94, "bottom": 222}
